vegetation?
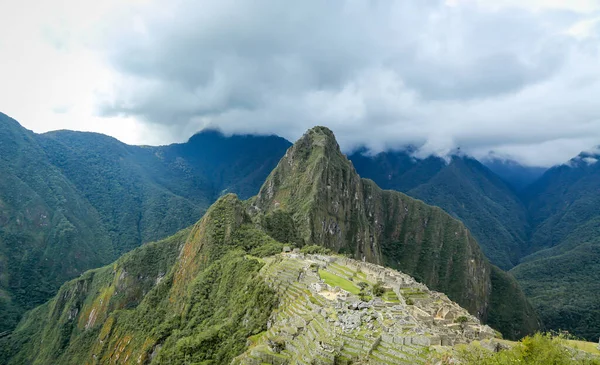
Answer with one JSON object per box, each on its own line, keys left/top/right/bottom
{"left": 301, "top": 244, "right": 333, "bottom": 255}
{"left": 455, "top": 316, "right": 469, "bottom": 324}
{"left": 372, "top": 281, "right": 386, "bottom": 297}
{"left": 449, "top": 333, "right": 600, "bottom": 365}
{"left": 511, "top": 242, "right": 600, "bottom": 341}
{"left": 512, "top": 154, "right": 600, "bottom": 340}
{"left": 318, "top": 270, "right": 361, "bottom": 295}
{"left": 350, "top": 151, "right": 530, "bottom": 270}
{"left": 0, "top": 113, "right": 290, "bottom": 332}
{"left": 0, "top": 113, "right": 113, "bottom": 331}
{"left": 254, "top": 127, "right": 539, "bottom": 339}
{"left": 352, "top": 147, "right": 600, "bottom": 339}
{"left": 0, "top": 194, "right": 280, "bottom": 364}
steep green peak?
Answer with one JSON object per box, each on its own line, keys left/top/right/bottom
{"left": 254, "top": 126, "right": 357, "bottom": 209}
{"left": 291, "top": 125, "right": 346, "bottom": 162}
{"left": 300, "top": 125, "right": 337, "bottom": 145}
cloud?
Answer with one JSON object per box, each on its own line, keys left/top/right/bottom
{"left": 91, "top": 0, "right": 600, "bottom": 166}
{"left": 3, "top": 0, "right": 599, "bottom": 166}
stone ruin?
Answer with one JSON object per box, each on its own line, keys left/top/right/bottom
{"left": 233, "top": 253, "right": 497, "bottom": 365}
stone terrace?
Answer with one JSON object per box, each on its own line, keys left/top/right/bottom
{"left": 233, "top": 254, "right": 496, "bottom": 365}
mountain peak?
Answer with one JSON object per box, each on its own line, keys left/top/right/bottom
{"left": 251, "top": 127, "right": 539, "bottom": 339}
{"left": 303, "top": 125, "right": 336, "bottom": 142}
{"left": 254, "top": 126, "right": 358, "bottom": 216}
{"left": 290, "top": 125, "right": 345, "bottom": 161}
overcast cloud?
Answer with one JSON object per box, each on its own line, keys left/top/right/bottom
{"left": 1, "top": 0, "right": 600, "bottom": 166}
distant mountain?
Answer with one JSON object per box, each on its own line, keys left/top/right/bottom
{"left": 349, "top": 148, "right": 600, "bottom": 340}
{"left": 482, "top": 158, "right": 547, "bottom": 192}
{"left": 0, "top": 112, "right": 291, "bottom": 332}
{"left": 511, "top": 151, "right": 600, "bottom": 340}
{"left": 349, "top": 150, "right": 530, "bottom": 270}
{"left": 38, "top": 128, "right": 292, "bottom": 254}
{"left": 0, "top": 127, "right": 539, "bottom": 365}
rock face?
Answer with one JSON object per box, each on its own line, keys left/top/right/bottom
{"left": 252, "top": 126, "right": 538, "bottom": 339}
{"left": 234, "top": 253, "right": 496, "bottom": 365}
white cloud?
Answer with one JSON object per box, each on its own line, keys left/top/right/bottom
{"left": 466, "top": 0, "right": 600, "bottom": 13}
{"left": 1, "top": 0, "right": 600, "bottom": 165}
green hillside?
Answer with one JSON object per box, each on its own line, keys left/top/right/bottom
{"left": 253, "top": 127, "right": 539, "bottom": 339}
{"left": 0, "top": 195, "right": 279, "bottom": 365}
{"left": 351, "top": 147, "right": 600, "bottom": 341}
{"left": 0, "top": 127, "right": 542, "bottom": 365}
{"left": 0, "top": 114, "right": 113, "bottom": 332}
{"left": 350, "top": 152, "right": 530, "bottom": 270}
{"left": 0, "top": 112, "right": 290, "bottom": 333}
{"left": 510, "top": 155, "right": 600, "bottom": 340}
{"left": 0, "top": 192, "right": 540, "bottom": 365}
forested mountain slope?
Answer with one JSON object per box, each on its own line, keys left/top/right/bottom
{"left": 511, "top": 152, "right": 600, "bottom": 340}
{"left": 37, "top": 129, "right": 291, "bottom": 254}
{"left": 350, "top": 147, "right": 600, "bottom": 341}
{"left": 0, "top": 112, "right": 290, "bottom": 332}
{"left": 0, "top": 127, "right": 539, "bottom": 365}
{"left": 253, "top": 127, "right": 538, "bottom": 338}
{"left": 349, "top": 151, "right": 530, "bottom": 269}
{"left": 0, "top": 113, "right": 112, "bottom": 331}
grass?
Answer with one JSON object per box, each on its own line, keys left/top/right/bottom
{"left": 318, "top": 269, "right": 361, "bottom": 295}
{"left": 382, "top": 290, "right": 400, "bottom": 303}
{"left": 566, "top": 340, "right": 600, "bottom": 355}
{"left": 494, "top": 338, "right": 600, "bottom": 356}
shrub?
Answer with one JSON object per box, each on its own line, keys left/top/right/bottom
{"left": 357, "top": 282, "right": 369, "bottom": 290}
{"left": 455, "top": 316, "right": 469, "bottom": 324}
{"left": 452, "top": 333, "right": 600, "bottom": 365}
{"left": 372, "top": 282, "right": 386, "bottom": 297}
{"left": 300, "top": 245, "right": 332, "bottom": 255}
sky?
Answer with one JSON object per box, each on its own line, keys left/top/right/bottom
{"left": 1, "top": 0, "right": 599, "bottom": 166}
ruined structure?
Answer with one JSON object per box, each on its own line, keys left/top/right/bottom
{"left": 234, "top": 254, "right": 497, "bottom": 364}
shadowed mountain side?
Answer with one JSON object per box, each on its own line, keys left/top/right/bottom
{"left": 349, "top": 151, "right": 530, "bottom": 270}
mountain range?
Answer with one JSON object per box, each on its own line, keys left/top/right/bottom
{"left": 0, "top": 126, "right": 539, "bottom": 364}
{"left": 0, "top": 112, "right": 290, "bottom": 332}
{"left": 1, "top": 111, "right": 600, "bottom": 345}
{"left": 348, "top": 151, "right": 530, "bottom": 270}
{"left": 350, "top": 148, "right": 600, "bottom": 340}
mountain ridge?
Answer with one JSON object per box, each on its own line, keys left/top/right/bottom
{"left": 0, "top": 112, "right": 291, "bottom": 332}
{"left": 251, "top": 127, "right": 538, "bottom": 338}
{"left": 0, "top": 126, "right": 539, "bottom": 365}
{"left": 348, "top": 150, "right": 530, "bottom": 269}
{"left": 5, "top": 111, "right": 597, "bottom": 340}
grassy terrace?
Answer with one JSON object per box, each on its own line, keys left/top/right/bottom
{"left": 565, "top": 340, "right": 600, "bottom": 355}
{"left": 383, "top": 290, "right": 400, "bottom": 303}
{"left": 318, "top": 269, "right": 361, "bottom": 295}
